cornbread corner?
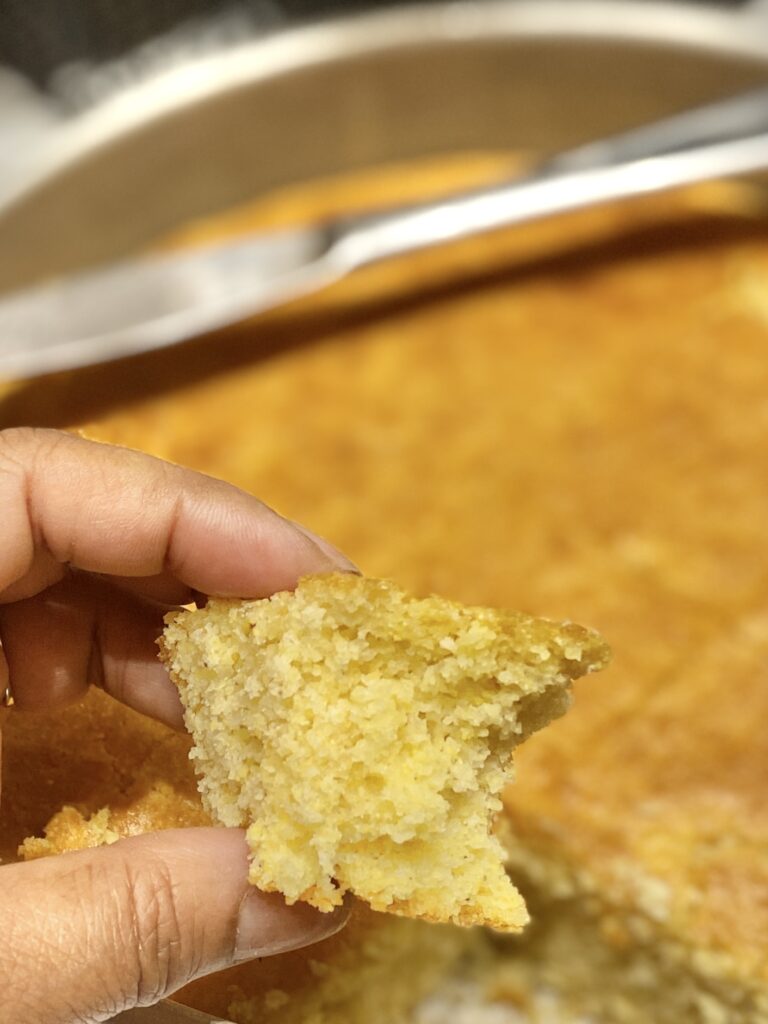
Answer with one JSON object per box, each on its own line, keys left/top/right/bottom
{"left": 160, "top": 573, "right": 609, "bottom": 931}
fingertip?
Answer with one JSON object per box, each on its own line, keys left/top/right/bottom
{"left": 114, "top": 658, "right": 187, "bottom": 731}
{"left": 285, "top": 521, "right": 360, "bottom": 576}
{"left": 234, "top": 888, "right": 350, "bottom": 961}
{"left": 133, "top": 828, "right": 349, "bottom": 964}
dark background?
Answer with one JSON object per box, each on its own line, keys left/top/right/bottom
{"left": 0, "top": 0, "right": 747, "bottom": 90}
{"left": 2, "top": 0, "right": 376, "bottom": 87}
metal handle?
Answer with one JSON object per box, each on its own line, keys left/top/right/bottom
{"left": 328, "top": 87, "right": 768, "bottom": 272}
{"left": 543, "top": 85, "right": 768, "bottom": 170}
{"left": 111, "top": 1000, "right": 232, "bottom": 1023}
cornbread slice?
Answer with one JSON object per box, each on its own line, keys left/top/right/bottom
{"left": 160, "top": 573, "right": 609, "bottom": 931}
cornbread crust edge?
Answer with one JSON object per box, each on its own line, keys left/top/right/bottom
{"left": 160, "top": 573, "right": 609, "bottom": 932}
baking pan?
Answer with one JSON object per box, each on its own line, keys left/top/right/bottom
{"left": 2, "top": 0, "right": 768, "bottom": 296}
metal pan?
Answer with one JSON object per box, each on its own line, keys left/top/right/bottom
{"left": 2, "top": 0, "right": 768, "bottom": 296}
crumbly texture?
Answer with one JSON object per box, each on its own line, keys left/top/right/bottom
{"left": 498, "top": 610, "right": 768, "bottom": 1023}
{"left": 19, "top": 782, "right": 211, "bottom": 860}
{"left": 10, "top": 752, "right": 473, "bottom": 1024}
{"left": 0, "top": 687, "right": 202, "bottom": 864}
{"left": 488, "top": 831, "right": 768, "bottom": 1024}
{"left": 160, "top": 574, "right": 608, "bottom": 930}
{"left": 6, "top": 158, "right": 768, "bottom": 1020}
{"left": 487, "top": 891, "right": 768, "bottom": 1024}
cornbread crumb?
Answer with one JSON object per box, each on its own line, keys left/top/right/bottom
{"left": 160, "top": 574, "right": 608, "bottom": 931}
{"left": 18, "top": 781, "right": 211, "bottom": 860}
{"left": 19, "top": 806, "right": 120, "bottom": 858}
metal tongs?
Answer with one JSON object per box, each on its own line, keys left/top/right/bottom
{"left": 1, "top": 86, "right": 768, "bottom": 380}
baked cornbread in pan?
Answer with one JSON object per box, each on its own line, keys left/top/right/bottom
{"left": 4, "top": 157, "right": 768, "bottom": 1021}
{"left": 160, "top": 574, "right": 607, "bottom": 931}
{"left": 492, "top": 610, "right": 768, "bottom": 1024}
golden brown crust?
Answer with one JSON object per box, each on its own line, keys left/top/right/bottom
{"left": 1, "top": 688, "right": 200, "bottom": 863}
{"left": 6, "top": 159, "right": 768, "bottom": 1016}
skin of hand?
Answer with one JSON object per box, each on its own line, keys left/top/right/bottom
{"left": 0, "top": 427, "right": 358, "bottom": 1024}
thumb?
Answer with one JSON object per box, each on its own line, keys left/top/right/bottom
{"left": 0, "top": 827, "right": 347, "bottom": 1024}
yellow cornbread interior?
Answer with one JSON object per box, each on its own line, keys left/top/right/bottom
{"left": 160, "top": 574, "right": 608, "bottom": 931}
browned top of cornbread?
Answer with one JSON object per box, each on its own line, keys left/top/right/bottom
{"left": 505, "top": 613, "right": 768, "bottom": 984}
{"left": 3, "top": 158, "right": 768, "bottom": 997}
{"left": 0, "top": 689, "right": 201, "bottom": 863}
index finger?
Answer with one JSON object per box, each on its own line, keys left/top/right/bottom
{"left": 0, "top": 428, "right": 355, "bottom": 604}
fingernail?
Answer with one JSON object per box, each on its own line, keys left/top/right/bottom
{"left": 234, "top": 889, "right": 350, "bottom": 961}
{"left": 288, "top": 521, "right": 360, "bottom": 574}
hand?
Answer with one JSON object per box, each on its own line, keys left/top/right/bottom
{"left": 0, "top": 428, "right": 355, "bottom": 1023}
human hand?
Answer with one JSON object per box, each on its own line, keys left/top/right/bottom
{"left": 0, "top": 428, "right": 356, "bottom": 1023}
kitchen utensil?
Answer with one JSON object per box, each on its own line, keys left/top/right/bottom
{"left": 1, "top": 83, "right": 768, "bottom": 379}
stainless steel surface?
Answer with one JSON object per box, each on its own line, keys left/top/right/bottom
{"left": 542, "top": 81, "right": 768, "bottom": 171}
{"left": 113, "top": 1001, "right": 229, "bottom": 1023}
{"left": 4, "top": 84, "right": 768, "bottom": 378}
{"left": 2, "top": 1, "right": 768, "bottom": 299}
{"left": 0, "top": 229, "right": 330, "bottom": 376}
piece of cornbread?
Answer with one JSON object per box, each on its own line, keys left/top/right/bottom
{"left": 160, "top": 573, "right": 609, "bottom": 931}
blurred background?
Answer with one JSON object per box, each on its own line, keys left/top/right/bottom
{"left": 0, "top": 0, "right": 377, "bottom": 95}
{"left": 0, "top": 0, "right": 753, "bottom": 97}
{"left": 0, "top": 0, "right": 423, "bottom": 189}
{"left": 1, "top": 0, "right": 767, "bottom": 295}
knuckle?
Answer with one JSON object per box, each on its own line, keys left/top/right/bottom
{"left": 118, "top": 853, "right": 188, "bottom": 1006}
{"left": 0, "top": 851, "right": 194, "bottom": 1020}
{"left": 0, "top": 861, "right": 113, "bottom": 1022}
